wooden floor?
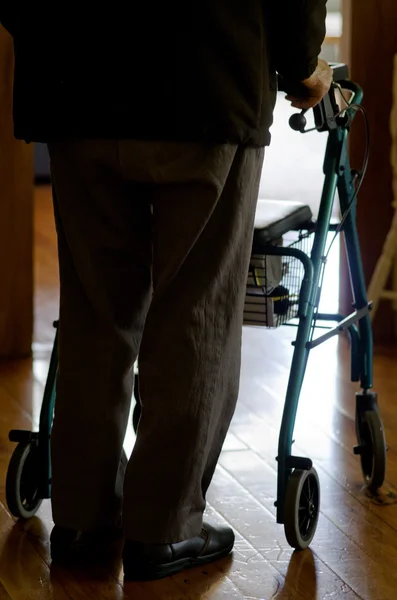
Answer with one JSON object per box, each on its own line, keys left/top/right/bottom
{"left": 1, "top": 187, "right": 397, "bottom": 600}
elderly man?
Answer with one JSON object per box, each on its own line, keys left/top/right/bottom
{"left": 1, "top": 1, "right": 331, "bottom": 581}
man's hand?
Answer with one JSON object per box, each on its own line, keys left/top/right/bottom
{"left": 285, "top": 59, "right": 333, "bottom": 109}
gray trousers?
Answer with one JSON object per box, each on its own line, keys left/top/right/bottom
{"left": 48, "top": 140, "right": 264, "bottom": 543}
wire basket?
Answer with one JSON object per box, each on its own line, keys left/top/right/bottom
{"left": 244, "top": 231, "right": 313, "bottom": 328}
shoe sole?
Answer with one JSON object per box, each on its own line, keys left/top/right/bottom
{"left": 123, "top": 542, "right": 234, "bottom": 581}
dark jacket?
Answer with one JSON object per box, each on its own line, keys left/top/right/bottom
{"left": 1, "top": 2, "right": 326, "bottom": 146}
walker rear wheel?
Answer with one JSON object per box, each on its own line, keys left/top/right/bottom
{"left": 355, "top": 410, "right": 386, "bottom": 493}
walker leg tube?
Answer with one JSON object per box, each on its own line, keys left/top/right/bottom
{"left": 276, "top": 320, "right": 311, "bottom": 522}
{"left": 38, "top": 324, "right": 58, "bottom": 498}
{"left": 338, "top": 173, "right": 373, "bottom": 389}
{"left": 277, "top": 133, "right": 339, "bottom": 523}
{"left": 348, "top": 323, "right": 361, "bottom": 382}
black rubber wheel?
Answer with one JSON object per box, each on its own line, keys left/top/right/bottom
{"left": 284, "top": 467, "right": 320, "bottom": 550}
{"left": 357, "top": 410, "right": 386, "bottom": 492}
{"left": 6, "top": 442, "right": 43, "bottom": 519}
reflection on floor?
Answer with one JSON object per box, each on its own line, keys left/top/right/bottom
{"left": 1, "top": 180, "right": 396, "bottom": 600}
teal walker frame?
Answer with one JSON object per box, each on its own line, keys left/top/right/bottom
{"left": 261, "top": 68, "right": 386, "bottom": 548}
{"left": 5, "top": 64, "right": 387, "bottom": 551}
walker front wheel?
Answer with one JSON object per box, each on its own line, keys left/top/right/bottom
{"left": 284, "top": 468, "right": 320, "bottom": 550}
{"left": 6, "top": 442, "right": 43, "bottom": 519}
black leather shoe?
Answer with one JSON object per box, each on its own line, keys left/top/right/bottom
{"left": 50, "top": 525, "right": 123, "bottom": 564}
{"left": 122, "top": 522, "right": 235, "bottom": 581}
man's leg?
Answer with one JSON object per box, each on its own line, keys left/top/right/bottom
{"left": 48, "top": 140, "right": 153, "bottom": 532}
{"left": 123, "top": 144, "right": 264, "bottom": 543}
